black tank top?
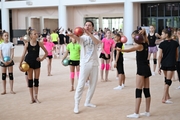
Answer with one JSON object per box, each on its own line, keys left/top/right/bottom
{"left": 25, "top": 41, "right": 40, "bottom": 61}
{"left": 59, "top": 34, "right": 65, "bottom": 42}
{"left": 136, "top": 43, "right": 148, "bottom": 66}
{"left": 65, "top": 35, "right": 70, "bottom": 44}
{"left": 148, "top": 33, "right": 156, "bottom": 47}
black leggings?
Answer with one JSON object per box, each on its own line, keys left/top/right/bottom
{"left": 176, "top": 61, "right": 180, "bottom": 82}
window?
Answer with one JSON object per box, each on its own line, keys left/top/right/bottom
{"left": 141, "top": 4, "right": 150, "bottom": 17}
{"left": 102, "top": 17, "right": 123, "bottom": 31}
{"left": 141, "top": 18, "right": 148, "bottom": 26}
{"left": 158, "top": 4, "right": 164, "bottom": 17}
{"left": 165, "top": 3, "right": 171, "bottom": 16}
{"left": 172, "top": 3, "right": 179, "bottom": 16}
{"left": 151, "top": 4, "right": 157, "bottom": 17}
{"left": 173, "top": 17, "right": 179, "bottom": 28}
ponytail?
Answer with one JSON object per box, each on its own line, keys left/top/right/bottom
{"left": 162, "top": 28, "right": 172, "bottom": 38}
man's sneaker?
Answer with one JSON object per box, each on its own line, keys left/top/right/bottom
{"left": 85, "top": 80, "right": 89, "bottom": 87}
{"left": 140, "top": 112, "right": 150, "bottom": 117}
{"left": 74, "top": 105, "right": 79, "bottom": 114}
{"left": 127, "top": 113, "right": 139, "bottom": 118}
{"left": 176, "top": 86, "right": 180, "bottom": 89}
{"left": 152, "top": 72, "right": 155, "bottom": 76}
{"left": 113, "top": 86, "right": 122, "bottom": 90}
{"left": 164, "top": 100, "right": 173, "bottom": 104}
{"left": 84, "top": 103, "right": 96, "bottom": 107}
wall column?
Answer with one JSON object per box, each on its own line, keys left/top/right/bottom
{"left": 124, "top": 0, "right": 133, "bottom": 45}
{"left": 58, "top": 1, "right": 67, "bottom": 31}
{"left": 1, "top": 0, "right": 10, "bottom": 32}
{"left": 40, "top": 16, "right": 44, "bottom": 34}
{"left": 99, "top": 16, "right": 103, "bottom": 30}
{"left": 25, "top": 17, "right": 31, "bottom": 29}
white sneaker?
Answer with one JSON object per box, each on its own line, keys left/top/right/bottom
{"left": 176, "top": 86, "right": 180, "bottom": 89}
{"left": 122, "top": 84, "right": 125, "bottom": 88}
{"left": 74, "top": 105, "right": 79, "bottom": 114}
{"left": 113, "top": 86, "right": 122, "bottom": 90}
{"left": 84, "top": 103, "right": 96, "bottom": 107}
{"left": 164, "top": 100, "right": 173, "bottom": 104}
{"left": 152, "top": 72, "right": 155, "bottom": 76}
{"left": 127, "top": 113, "right": 139, "bottom": 118}
{"left": 140, "top": 112, "right": 150, "bottom": 117}
{"left": 85, "top": 80, "right": 89, "bottom": 87}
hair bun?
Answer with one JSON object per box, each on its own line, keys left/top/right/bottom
{"left": 2, "top": 30, "right": 6, "bottom": 33}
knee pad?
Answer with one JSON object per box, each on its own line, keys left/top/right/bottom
{"left": 135, "top": 88, "right": 142, "bottom": 98}
{"left": 153, "top": 59, "right": 157, "bottom": 64}
{"left": 165, "top": 79, "right": 172, "bottom": 86}
{"left": 28, "top": 80, "right": 33, "bottom": 88}
{"left": 9, "top": 73, "right": 13, "bottom": 80}
{"left": 105, "top": 64, "right": 110, "bottom": 70}
{"left": 147, "top": 60, "right": 150, "bottom": 65}
{"left": 2, "top": 73, "right": 6, "bottom": 80}
{"left": 76, "top": 72, "right": 79, "bottom": 78}
{"left": 101, "top": 64, "right": 105, "bottom": 70}
{"left": 143, "top": 88, "right": 151, "bottom": 98}
{"left": 70, "top": 72, "right": 75, "bottom": 79}
{"left": 25, "top": 72, "right": 28, "bottom": 75}
{"left": 34, "top": 79, "right": 39, "bottom": 87}
{"left": 164, "top": 77, "right": 166, "bottom": 83}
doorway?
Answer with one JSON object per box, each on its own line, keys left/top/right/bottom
{"left": 157, "top": 19, "right": 164, "bottom": 35}
{"left": 157, "top": 17, "right": 173, "bottom": 35}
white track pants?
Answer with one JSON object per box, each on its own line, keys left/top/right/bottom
{"left": 74, "top": 62, "right": 98, "bottom": 105}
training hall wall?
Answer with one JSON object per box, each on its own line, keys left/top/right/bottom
{"left": 11, "top": 3, "right": 140, "bottom": 33}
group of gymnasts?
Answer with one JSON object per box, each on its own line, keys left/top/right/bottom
{"left": 0, "top": 22, "right": 180, "bottom": 118}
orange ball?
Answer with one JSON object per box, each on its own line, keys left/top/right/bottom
{"left": 74, "top": 27, "right": 84, "bottom": 37}
{"left": 21, "top": 63, "right": 30, "bottom": 72}
{"left": 121, "top": 36, "right": 127, "bottom": 43}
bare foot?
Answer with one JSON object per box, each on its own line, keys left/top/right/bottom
{"left": 101, "top": 79, "right": 105, "bottom": 82}
{"left": 35, "top": 99, "right": 41, "bottom": 104}
{"left": 105, "top": 79, "right": 111, "bottom": 82}
{"left": 10, "top": 91, "right": 16, "bottom": 94}
{"left": 1, "top": 92, "right": 6, "bottom": 95}
{"left": 30, "top": 100, "right": 36, "bottom": 104}
{"left": 111, "top": 68, "right": 114, "bottom": 71}
{"left": 70, "top": 86, "right": 75, "bottom": 92}
{"left": 162, "top": 99, "right": 173, "bottom": 104}
{"left": 70, "top": 89, "right": 75, "bottom": 92}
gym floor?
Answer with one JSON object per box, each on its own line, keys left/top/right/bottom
{"left": 0, "top": 45, "right": 179, "bottom": 120}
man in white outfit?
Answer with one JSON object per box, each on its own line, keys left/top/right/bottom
{"left": 69, "top": 20, "right": 101, "bottom": 114}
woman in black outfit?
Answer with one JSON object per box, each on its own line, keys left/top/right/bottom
{"left": 158, "top": 28, "right": 179, "bottom": 104}
{"left": 117, "top": 29, "right": 151, "bottom": 118}
{"left": 176, "top": 28, "right": 180, "bottom": 89}
{"left": 19, "top": 29, "right": 48, "bottom": 104}
{"left": 65, "top": 31, "right": 70, "bottom": 44}
{"left": 58, "top": 29, "right": 65, "bottom": 55}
